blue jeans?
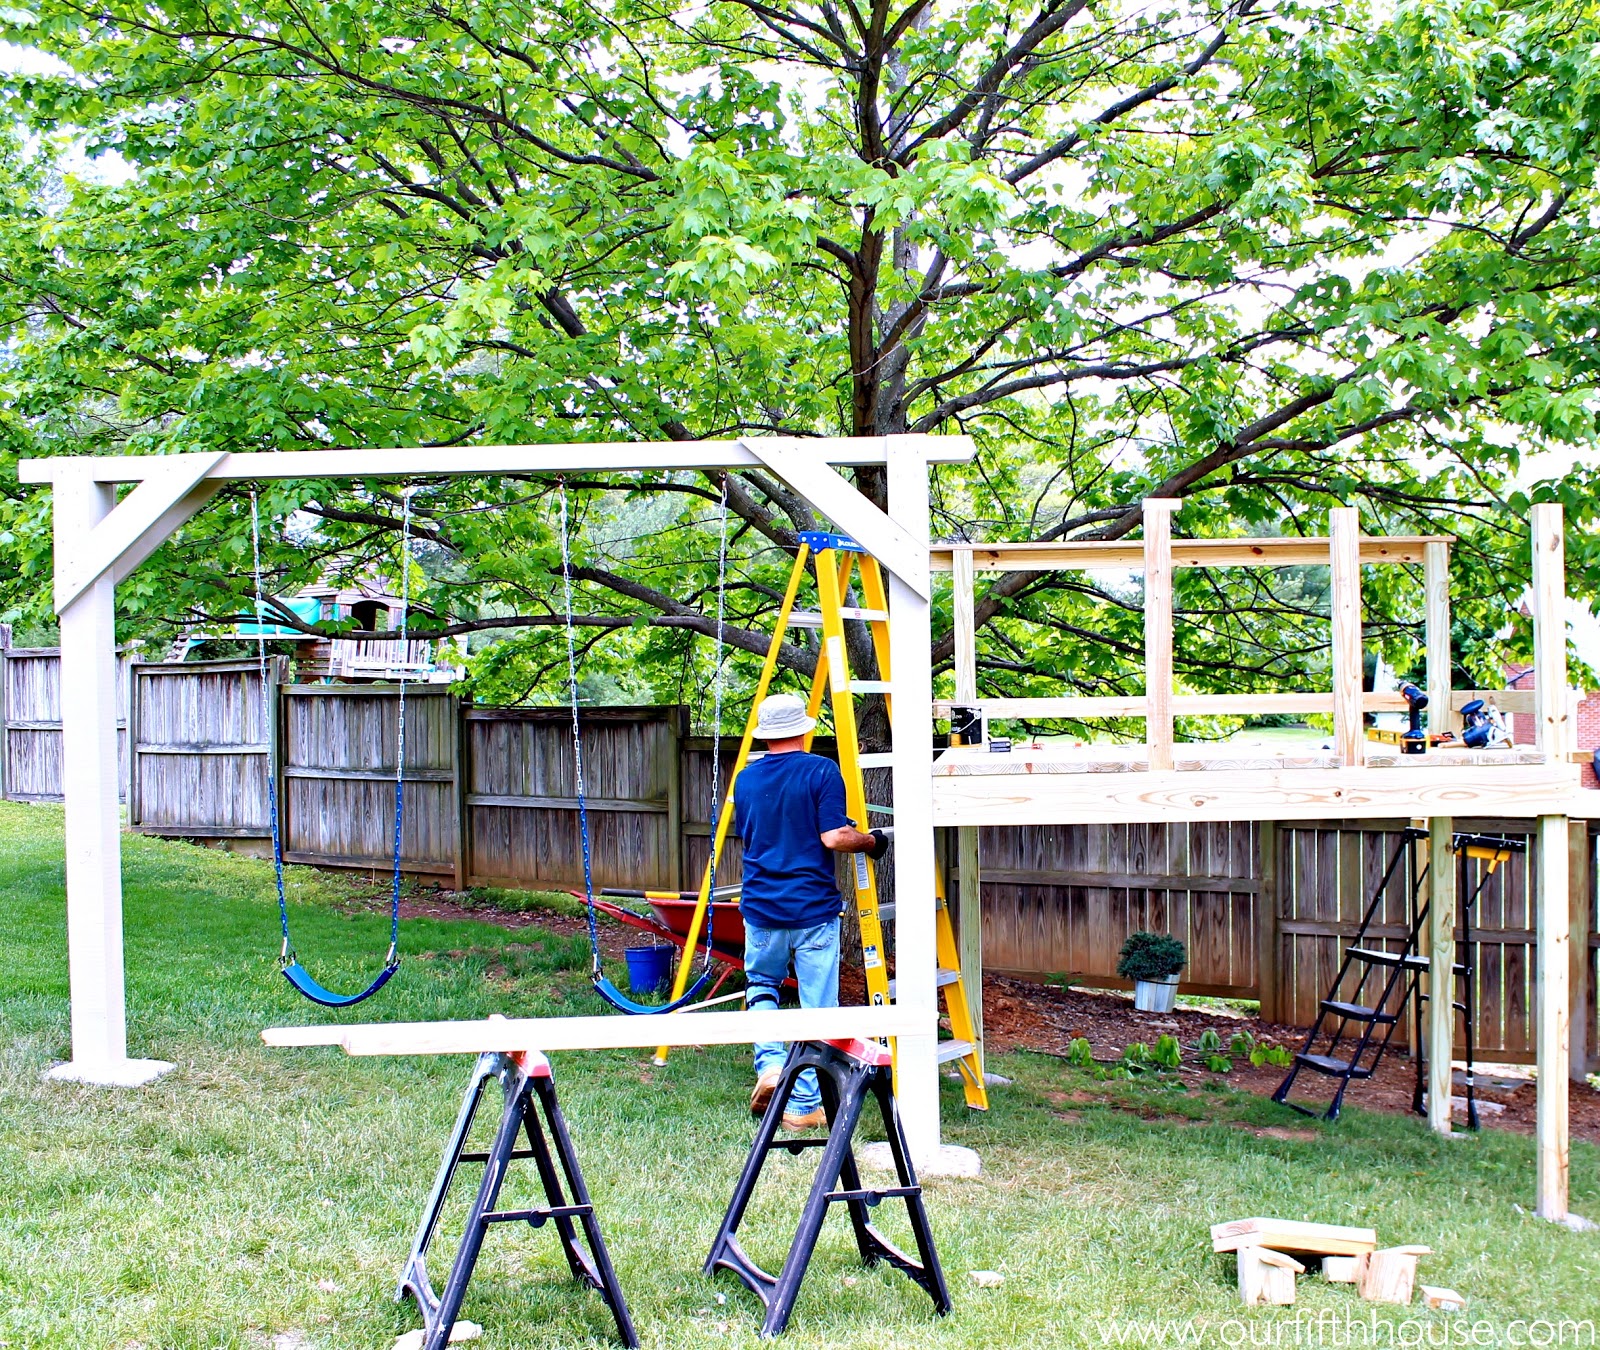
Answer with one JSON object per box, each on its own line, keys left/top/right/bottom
{"left": 745, "top": 918, "right": 840, "bottom": 1114}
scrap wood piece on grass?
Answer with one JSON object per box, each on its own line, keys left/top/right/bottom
{"left": 1356, "top": 1247, "right": 1432, "bottom": 1306}
{"left": 1211, "top": 1217, "right": 1377, "bottom": 1257}
{"left": 1421, "top": 1286, "right": 1467, "bottom": 1312}
{"left": 1321, "top": 1255, "right": 1360, "bottom": 1283}
{"left": 1237, "top": 1246, "right": 1305, "bottom": 1307}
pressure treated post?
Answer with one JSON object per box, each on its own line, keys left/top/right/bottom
{"left": 886, "top": 436, "right": 941, "bottom": 1163}
{"left": 951, "top": 546, "right": 984, "bottom": 1068}
{"left": 1256, "top": 821, "right": 1280, "bottom": 1023}
{"left": 1570, "top": 822, "right": 1591, "bottom": 1085}
{"left": 1424, "top": 541, "right": 1453, "bottom": 738}
{"left": 1426, "top": 818, "right": 1456, "bottom": 1135}
{"left": 1531, "top": 503, "right": 1571, "bottom": 1220}
{"left": 1143, "top": 498, "right": 1177, "bottom": 772}
{"left": 1329, "top": 508, "right": 1364, "bottom": 768}
{"left": 50, "top": 476, "right": 171, "bottom": 1085}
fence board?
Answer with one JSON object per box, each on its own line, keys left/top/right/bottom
{"left": 465, "top": 707, "right": 684, "bottom": 892}
{"left": 281, "top": 684, "right": 462, "bottom": 882}
{"left": 128, "top": 659, "right": 279, "bottom": 836}
{"left": 1, "top": 647, "right": 130, "bottom": 802}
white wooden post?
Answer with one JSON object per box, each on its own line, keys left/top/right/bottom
{"left": 49, "top": 477, "right": 172, "bottom": 1086}
{"left": 886, "top": 437, "right": 943, "bottom": 1165}
{"left": 1531, "top": 503, "right": 1571, "bottom": 1219}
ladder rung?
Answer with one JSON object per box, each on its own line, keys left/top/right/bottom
{"left": 886, "top": 968, "right": 961, "bottom": 999}
{"left": 858, "top": 753, "right": 894, "bottom": 769}
{"left": 1294, "top": 1052, "right": 1373, "bottom": 1079}
{"left": 937, "top": 1040, "right": 976, "bottom": 1065}
{"left": 875, "top": 902, "right": 895, "bottom": 924}
{"left": 1320, "top": 999, "right": 1396, "bottom": 1025}
{"left": 1350, "top": 947, "right": 1467, "bottom": 975}
{"left": 788, "top": 611, "right": 825, "bottom": 628}
{"left": 849, "top": 681, "right": 892, "bottom": 695}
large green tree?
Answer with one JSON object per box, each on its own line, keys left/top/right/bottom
{"left": 1, "top": 0, "right": 1597, "bottom": 719}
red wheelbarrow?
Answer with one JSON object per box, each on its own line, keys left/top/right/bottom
{"left": 582, "top": 887, "right": 775, "bottom": 1003}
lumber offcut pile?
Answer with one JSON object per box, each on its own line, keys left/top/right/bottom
{"left": 1212, "top": 1219, "right": 1456, "bottom": 1311}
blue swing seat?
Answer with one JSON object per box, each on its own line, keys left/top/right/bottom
{"left": 591, "top": 967, "right": 716, "bottom": 1016}
{"left": 281, "top": 959, "right": 400, "bottom": 1009}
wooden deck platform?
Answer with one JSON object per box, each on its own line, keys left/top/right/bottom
{"left": 931, "top": 741, "right": 1584, "bottom": 826}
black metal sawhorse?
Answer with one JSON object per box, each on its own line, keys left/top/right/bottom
{"left": 706, "top": 1037, "right": 953, "bottom": 1338}
{"left": 397, "top": 1048, "right": 638, "bottom": 1349}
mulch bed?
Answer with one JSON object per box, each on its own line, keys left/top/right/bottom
{"left": 376, "top": 881, "right": 1600, "bottom": 1144}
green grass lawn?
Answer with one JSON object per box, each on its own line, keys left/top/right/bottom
{"left": 2, "top": 799, "right": 1598, "bottom": 1350}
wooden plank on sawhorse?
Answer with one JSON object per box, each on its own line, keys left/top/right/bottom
{"left": 263, "top": 1006, "right": 927, "bottom": 1057}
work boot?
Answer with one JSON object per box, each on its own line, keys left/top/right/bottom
{"left": 750, "top": 1070, "right": 781, "bottom": 1117}
{"left": 781, "top": 1106, "right": 828, "bottom": 1131}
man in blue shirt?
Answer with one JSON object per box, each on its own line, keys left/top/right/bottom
{"left": 735, "top": 693, "right": 889, "bottom": 1129}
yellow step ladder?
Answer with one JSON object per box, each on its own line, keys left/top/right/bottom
{"left": 657, "top": 530, "right": 987, "bottom": 1109}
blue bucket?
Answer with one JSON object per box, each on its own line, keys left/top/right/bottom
{"left": 623, "top": 945, "right": 674, "bottom": 998}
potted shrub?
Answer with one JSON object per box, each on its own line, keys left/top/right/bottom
{"left": 1117, "top": 931, "right": 1187, "bottom": 1012}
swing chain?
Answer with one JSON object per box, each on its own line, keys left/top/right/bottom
{"left": 704, "top": 472, "right": 730, "bottom": 938}
{"left": 250, "top": 489, "right": 296, "bottom": 970}
{"left": 558, "top": 478, "right": 602, "bottom": 979}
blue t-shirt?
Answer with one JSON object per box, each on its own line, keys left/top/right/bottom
{"left": 732, "top": 751, "right": 853, "bottom": 930}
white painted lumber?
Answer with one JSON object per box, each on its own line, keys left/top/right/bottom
{"left": 886, "top": 434, "right": 942, "bottom": 1161}
{"left": 1142, "top": 498, "right": 1177, "bottom": 772}
{"left": 1424, "top": 540, "right": 1454, "bottom": 738}
{"left": 1329, "top": 508, "right": 1364, "bottom": 768}
{"left": 1537, "top": 811, "right": 1572, "bottom": 1221}
{"left": 52, "top": 454, "right": 224, "bottom": 612}
{"left": 1427, "top": 817, "right": 1456, "bottom": 1135}
{"left": 54, "top": 478, "right": 172, "bottom": 1085}
{"left": 263, "top": 1006, "right": 926, "bottom": 1055}
{"left": 16, "top": 434, "right": 977, "bottom": 485}
{"left": 743, "top": 437, "right": 928, "bottom": 597}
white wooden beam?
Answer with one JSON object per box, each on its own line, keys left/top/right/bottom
{"left": 264, "top": 1005, "right": 925, "bottom": 1055}
{"left": 885, "top": 435, "right": 942, "bottom": 1162}
{"left": 52, "top": 454, "right": 225, "bottom": 612}
{"left": 743, "top": 437, "right": 930, "bottom": 597}
{"left": 18, "top": 434, "right": 976, "bottom": 485}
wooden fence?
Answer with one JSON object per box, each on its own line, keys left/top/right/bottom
{"left": 4, "top": 650, "right": 1595, "bottom": 1061}
{"left": 1, "top": 645, "right": 131, "bottom": 802}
